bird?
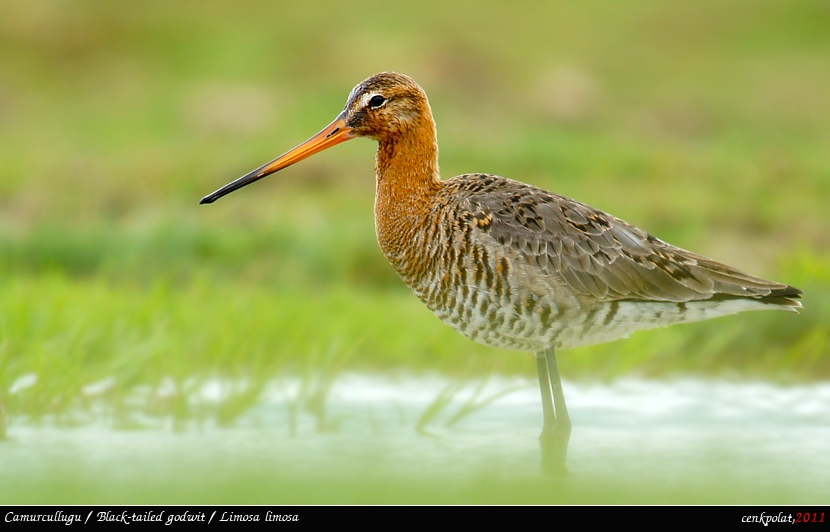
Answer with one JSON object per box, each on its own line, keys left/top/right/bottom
{"left": 200, "top": 72, "right": 802, "bottom": 475}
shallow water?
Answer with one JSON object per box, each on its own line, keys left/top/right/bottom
{"left": 2, "top": 375, "right": 829, "bottom": 504}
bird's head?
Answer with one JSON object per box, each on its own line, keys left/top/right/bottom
{"left": 340, "top": 72, "right": 431, "bottom": 141}
{"left": 200, "top": 72, "right": 432, "bottom": 204}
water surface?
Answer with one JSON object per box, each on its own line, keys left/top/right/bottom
{"left": 2, "top": 375, "right": 828, "bottom": 504}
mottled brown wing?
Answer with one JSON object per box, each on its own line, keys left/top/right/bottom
{"left": 462, "top": 175, "right": 799, "bottom": 304}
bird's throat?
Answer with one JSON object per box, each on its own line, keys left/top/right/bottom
{"left": 373, "top": 126, "right": 441, "bottom": 265}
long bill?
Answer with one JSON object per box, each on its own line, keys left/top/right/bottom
{"left": 200, "top": 114, "right": 355, "bottom": 204}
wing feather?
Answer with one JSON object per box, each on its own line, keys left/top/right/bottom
{"left": 452, "top": 174, "right": 801, "bottom": 307}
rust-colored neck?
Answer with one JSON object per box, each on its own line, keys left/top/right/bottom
{"left": 374, "top": 114, "right": 442, "bottom": 264}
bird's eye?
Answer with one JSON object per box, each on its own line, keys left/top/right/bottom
{"left": 368, "top": 95, "right": 386, "bottom": 108}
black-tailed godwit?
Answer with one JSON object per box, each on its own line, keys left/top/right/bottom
{"left": 201, "top": 72, "right": 802, "bottom": 475}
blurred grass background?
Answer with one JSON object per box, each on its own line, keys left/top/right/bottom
{"left": 0, "top": 0, "right": 828, "bottom": 429}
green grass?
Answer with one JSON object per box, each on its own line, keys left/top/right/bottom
{"left": 6, "top": 468, "right": 817, "bottom": 505}
{"left": 0, "top": 1, "right": 828, "bottom": 502}
{"left": 1, "top": 245, "right": 826, "bottom": 427}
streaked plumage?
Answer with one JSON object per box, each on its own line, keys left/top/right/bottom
{"left": 388, "top": 173, "right": 800, "bottom": 354}
{"left": 201, "top": 72, "right": 802, "bottom": 475}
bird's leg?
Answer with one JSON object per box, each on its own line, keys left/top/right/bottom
{"left": 535, "top": 347, "right": 571, "bottom": 476}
